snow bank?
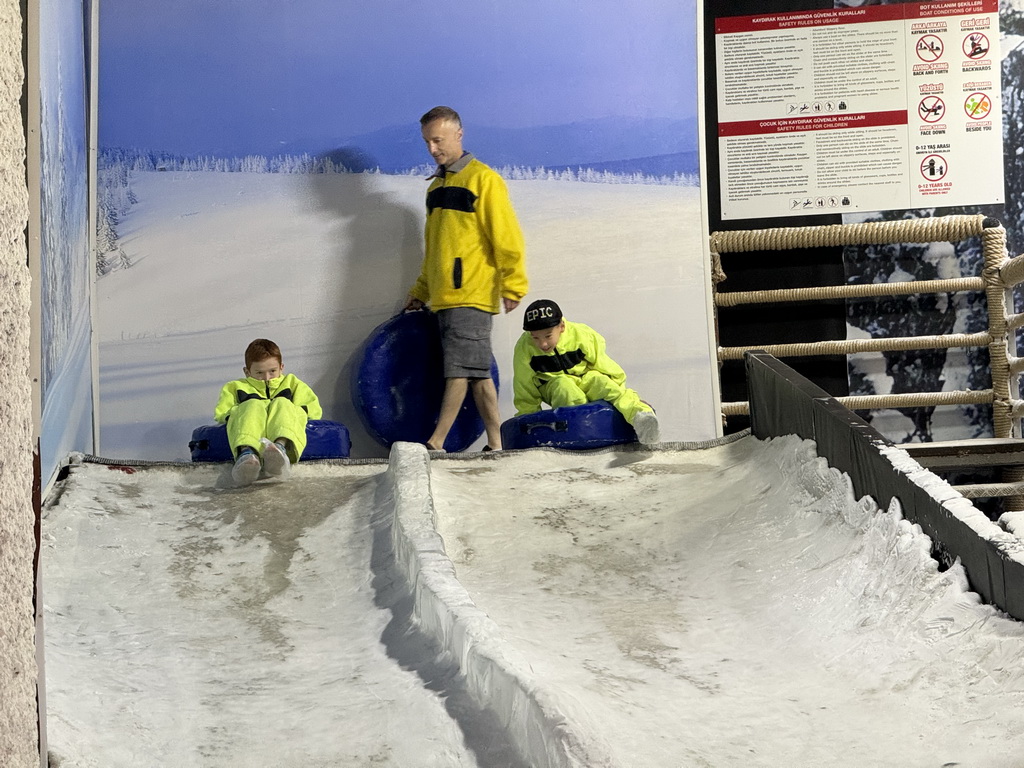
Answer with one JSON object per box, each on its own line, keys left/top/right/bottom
{"left": 881, "top": 443, "right": 1024, "bottom": 567}
{"left": 384, "top": 442, "right": 616, "bottom": 768}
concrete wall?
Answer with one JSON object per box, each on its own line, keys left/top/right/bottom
{"left": 0, "top": 0, "right": 39, "bottom": 765}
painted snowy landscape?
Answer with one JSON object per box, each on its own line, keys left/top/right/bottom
{"left": 96, "top": 168, "right": 717, "bottom": 461}
{"left": 37, "top": 0, "right": 93, "bottom": 481}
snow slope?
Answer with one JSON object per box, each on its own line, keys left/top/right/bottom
{"left": 43, "top": 435, "right": 1024, "bottom": 767}
{"left": 427, "top": 437, "right": 1024, "bottom": 766}
{"left": 43, "top": 460, "right": 510, "bottom": 768}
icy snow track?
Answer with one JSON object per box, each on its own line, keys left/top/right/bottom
{"left": 43, "top": 435, "right": 1024, "bottom": 768}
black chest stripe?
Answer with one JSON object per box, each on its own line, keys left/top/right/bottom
{"left": 427, "top": 185, "right": 478, "bottom": 214}
{"left": 236, "top": 387, "right": 294, "bottom": 404}
{"left": 530, "top": 348, "right": 587, "bottom": 374}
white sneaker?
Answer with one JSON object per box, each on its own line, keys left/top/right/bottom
{"left": 632, "top": 411, "right": 661, "bottom": 445}
{"left": 261, "top": 438, "right": 291, "bottom": 479}
{"left": 232, "top": 451, "right": 262, "bottom": 486}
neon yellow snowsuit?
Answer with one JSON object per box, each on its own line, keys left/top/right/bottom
{"left": 409, "top": 153, "right": 528, "bottom": 313}
{"left": 512, "top": 319, "right": 650, "bottom": 424}
{"left": 214, "top": 374, "right": 322, "bottom": 462}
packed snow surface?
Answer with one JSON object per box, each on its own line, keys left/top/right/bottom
{"left": 43, "top": 435, "right": 1024, "bottom": 767}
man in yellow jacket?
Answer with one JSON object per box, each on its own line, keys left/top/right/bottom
{"left": 513, "top": 299, "right": 660, "bottom": 444}
{"left": 405, "top": 106, "right": 528, "bottom": 452}
{"left": 215, "top": 338, "right": 323, "bottom": 486}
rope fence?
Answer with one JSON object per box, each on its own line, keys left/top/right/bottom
{"left": 720, "top": 388, "right": 995, "bottom": 418}
{"left": 718, "top": 332, "right": 992, "bottom": 362}
{"left": 710, "top": 214, "right": 1020, "bottom": 439}
{"left": 713, "top": 277, "right": 984, "bottom": 308}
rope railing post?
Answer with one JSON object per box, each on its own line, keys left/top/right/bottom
{"left": 980, "top": 218, "right": 1013, "bottom": 439}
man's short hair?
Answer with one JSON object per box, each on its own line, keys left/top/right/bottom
{"left": 420, "top": 106, "right": 462, "bottom": 128}
{"left": 245, "top": 338, "right": 282, "bottom": 368}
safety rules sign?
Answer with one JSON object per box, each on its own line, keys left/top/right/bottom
{"left": 715, "top": 0, "right": 1002, "bottom": 220}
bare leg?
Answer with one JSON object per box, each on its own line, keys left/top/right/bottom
{"left": 427, "top": 377, "right": 468, "bottom": 450}
{"left": 470, "top": 377, "right": 502, "bottom": 450}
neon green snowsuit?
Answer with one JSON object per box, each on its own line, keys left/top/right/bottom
{"left": 214, "top": 374, "right": 322, "bottom": 462}
{"left": 512, "top": 319, "right": 650, "bottom": 424}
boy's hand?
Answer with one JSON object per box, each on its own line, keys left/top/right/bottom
{"left": 503, "top": 297, "right": 520, "bottom": 313}
{"left": 404, "top": 295, "right": 425, "bottom": 311}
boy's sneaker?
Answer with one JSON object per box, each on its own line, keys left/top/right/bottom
{"left": 232, "top": 449, "right": 262, "bottom": 486}
{"left": 261, "top": 438, "right": 291, "bottom": 479}
{"left": 632, "top": 411, "right": 661, "bottom": 445}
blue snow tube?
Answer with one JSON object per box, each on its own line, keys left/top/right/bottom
{"left": 189, "top": 419, "right": 351, "bottom": 462}
{"left": 500, "top": 400, "right": 637, "bottom": 451}
{"left": 351, "top": 310, "right": 499, "bottom": 452}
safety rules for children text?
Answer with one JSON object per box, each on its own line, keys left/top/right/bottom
{"left": 715, "top": 0, "right": 1002, "bottom": 220}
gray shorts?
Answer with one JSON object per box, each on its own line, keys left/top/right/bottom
{"left": 436, "top": 307, "right": 493, "bottom": 378}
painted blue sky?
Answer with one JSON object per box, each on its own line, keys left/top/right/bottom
{"left": 100, "top": 0, "right": 698, "bottom": 157}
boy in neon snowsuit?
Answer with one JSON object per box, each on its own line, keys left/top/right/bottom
{"left": 512, "top": 299, "right": 660, "bottom": 444}
{"left": 214, "top": 338, "right": 323, "bottom": 486}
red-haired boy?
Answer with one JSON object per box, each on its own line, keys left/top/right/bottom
{"left": 214, "top": 338, "right": 322, "bottom": 486}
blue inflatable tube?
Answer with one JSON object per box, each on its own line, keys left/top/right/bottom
{"left": 189, "top": 419, "right": 351, "bottom": 462}
{"left": 351, "top": 310, "right": 499, "bottom": 452}
{"left": 500, "top": 400, "right": 637, "bottom": 451}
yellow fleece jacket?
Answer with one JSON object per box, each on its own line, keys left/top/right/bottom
{"left": 410, "top": 154, "right": 528, "bottom": 313}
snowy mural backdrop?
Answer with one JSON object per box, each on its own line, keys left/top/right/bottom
{"left": 38, "top": 0, "right": 94, "bottom": 483}
{"left": 95, "top": 0, "right": 717, "bottom": 461}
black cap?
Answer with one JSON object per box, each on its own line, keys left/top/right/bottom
{"left": 522, "top": 299, "right": 562, "bottom": 331}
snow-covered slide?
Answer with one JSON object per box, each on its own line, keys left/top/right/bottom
{"left": 42, "top": 460, "right": 524, "bottom": 768}
{"left": 396, "top": 438, "right": 1024, "bottom": 766}
{"left": 383, "top": 351, "right": 1024, "bottom": 765}
{"left": 40, "top": 349, "right": 1024, "bottom": 767}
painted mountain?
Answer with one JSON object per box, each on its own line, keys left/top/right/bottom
{"left": 144, "top": 116, "right": 701, "bottom": 177}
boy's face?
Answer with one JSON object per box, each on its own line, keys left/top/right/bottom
{"left": 529, "top": 321, "right": 565, "bottom": 353}
{"left": 245, "top": 356, "right": 283, "bottom": 381}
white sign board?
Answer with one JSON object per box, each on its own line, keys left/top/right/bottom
{"left": 716, "top": 0, "right": 1001, "bottom": 220}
